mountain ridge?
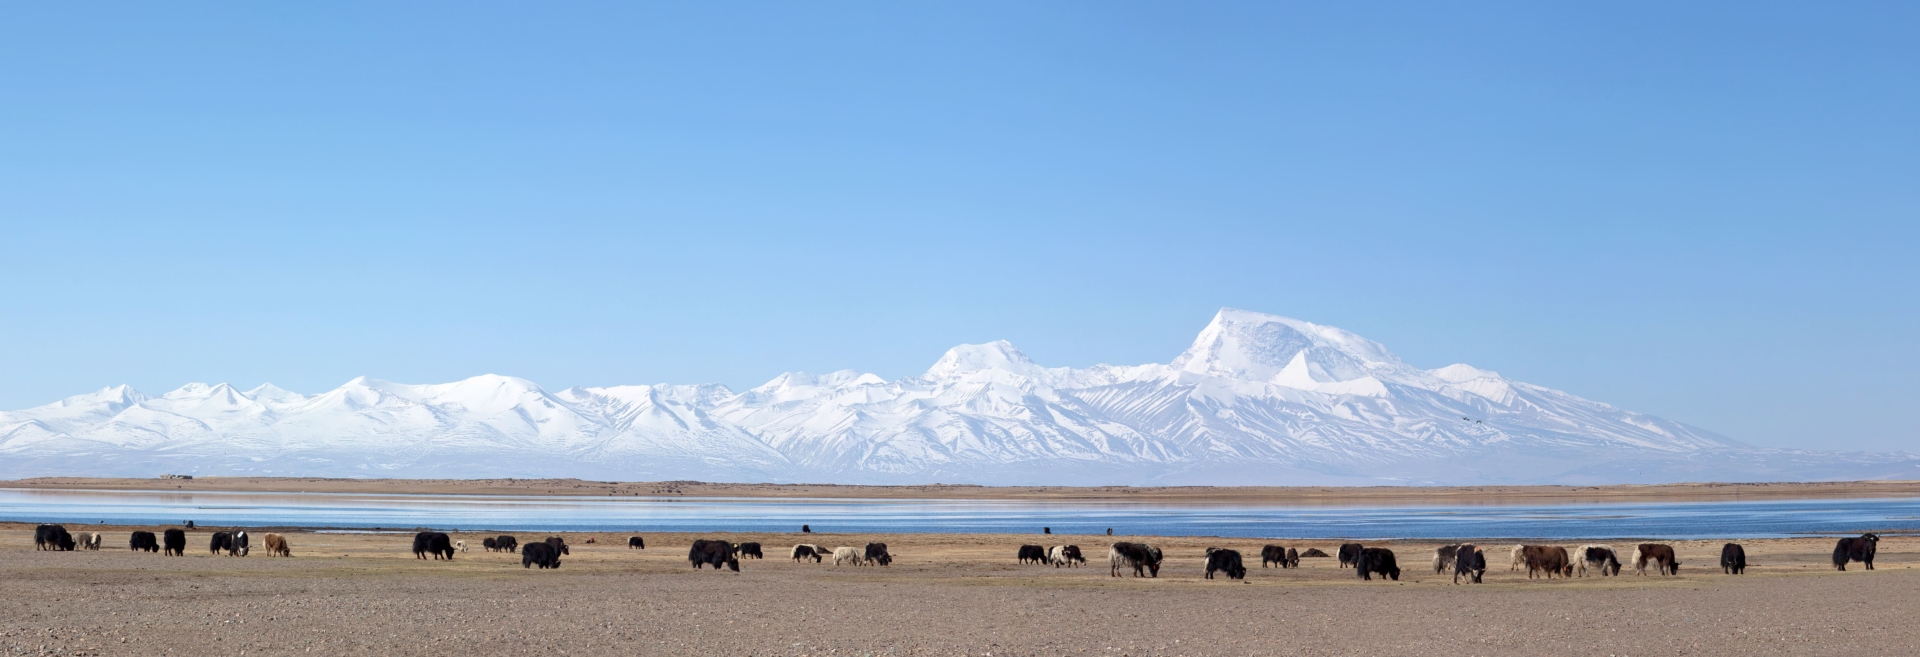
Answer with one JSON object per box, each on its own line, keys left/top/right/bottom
{"left": 3, "top": 308, "right": 1913, "bottom": 485}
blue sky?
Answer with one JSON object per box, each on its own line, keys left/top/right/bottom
{"left": 1, "top": 2, "right": 1914, "bottom": 450}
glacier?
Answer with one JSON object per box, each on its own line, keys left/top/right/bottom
{"left": 4, "top": 308, "right": 1915, "bottom": 485}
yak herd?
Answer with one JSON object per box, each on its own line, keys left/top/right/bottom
{"left": 1008, "top": 534, "right": 1884, "bottom": 583}
{"left": 23, "top": 523, "right": 1886, "bottom": 584}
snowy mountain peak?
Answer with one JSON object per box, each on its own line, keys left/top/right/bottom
{"left": 5, "top": 308, "right": 1856, "bottom": 486}
{"left": 924, "top": 340, "right": 1044, "bottom": 379}
{"left": 1430, "top": 363, "right": 1501, "bottom": 382}
{"left": 244, "top": 383, "right": 306, "bottom": 403}
{"left": 161, "top": 382, "right": 224, "bottom": 399}
{"left": 1172, "top": 308, "right": 1400, "bottom": 383}
{"left": 54, "top": 385, "right": 149, "bottom": 409}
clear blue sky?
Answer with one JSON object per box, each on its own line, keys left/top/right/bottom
{"left": 1, "top": 2, "right": 1914, "bottom": 450}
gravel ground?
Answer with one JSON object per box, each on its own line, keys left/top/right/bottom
{"left": 4, "top": 525, "right": 1916, "bottom": 656}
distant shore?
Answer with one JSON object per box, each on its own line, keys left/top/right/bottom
{"left": 9, "top": 476, "right": 1920, "bottom": 505}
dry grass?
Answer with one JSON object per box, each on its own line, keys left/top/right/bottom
{"left": 7, "top": 523, "right": 1918, "bottom": 655}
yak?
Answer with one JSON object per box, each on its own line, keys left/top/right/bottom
{"left": 1204, "top": 548, "right": 1247, "bottom": 580}
{"left": 263, "top": 533, "right": 293, "bottom": 557}
{"left": 689, "top": 539, "right": 740, "bottom": 571}
{"left": 1575, "top": 545, "right": 1622, "bottom": 577}
{"left": 522, "top": 541, "right": 561, "bottom": 569}
{"left": 1833, "top": 534, "right": 1879, "bottom": 571}
{"left": 1631, "top": 544, "right": 1680, "bottom": 576}
{"left": 1523, "top": 545, "right": 1572, "bottom": 579}
{"left": 1337, "top": 543, "right": 1364, "bottom": 568}
{"left": 1721, "top": 543, "right": 1747, "bottom": 575}
{"left": 1049, "top": 545, "right": 1085, "bottom": 567}
{"left": 1261, "top": 545, "right": 1296, "bottom": 569}
{"left": 35, "top": 525, "right": 74, "bottom": 551}
{"left": 129, "top": 531, "right": 160, "bottom": 553}
{"left": 1452, "top": 544, "right": 1486, "bottom": 584}
{"left": 1432, "top": 544, "right": 1463, "bottom": 574}
{"left": 1357, "top": 547, "right": 1400, "bottom": 581}
{"left": 1108, "top": 542, "right": 1162, "bottom": 578}
{"left": 211, "top": 531, "right": 235, "bottom": 556}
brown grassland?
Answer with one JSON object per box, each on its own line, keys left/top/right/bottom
{"left": 4, "top": 521, "right": 1917, "bottom": 656}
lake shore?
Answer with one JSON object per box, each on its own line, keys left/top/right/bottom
{"left": 4, "top": 522, "right": 1911, "bottom": 656}
{"left": 11, "top": 475, "right": 1920, "bottom": 505}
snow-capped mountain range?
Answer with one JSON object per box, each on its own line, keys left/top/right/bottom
{"left": 3, "top": 309, "right": 1913, "bottom": 485}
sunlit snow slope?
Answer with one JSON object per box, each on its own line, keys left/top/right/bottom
{"left": 4, "top": 309, "right": 1913, "bottom": 484}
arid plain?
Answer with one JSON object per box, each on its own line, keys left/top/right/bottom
{"left": 5, "top": 519, "right": 1917, "bottom": 656}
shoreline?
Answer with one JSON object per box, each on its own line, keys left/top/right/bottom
{"left": 10, "top": 475, "right": 1920, "bottom": 505}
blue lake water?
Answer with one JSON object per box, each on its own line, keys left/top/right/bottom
{"left": 3, "top": 488, "right": 1917, "bottom": 540}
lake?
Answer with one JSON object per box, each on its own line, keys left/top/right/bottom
{"left": 3, "top": 488, "right": 1916, "bottom": 540}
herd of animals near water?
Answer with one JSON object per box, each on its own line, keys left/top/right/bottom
{"left": 24, "top": 523, "right": 1884, "bottom": 581}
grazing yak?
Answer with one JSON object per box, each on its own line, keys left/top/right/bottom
{"left": 628, "top": 536, "right": 646, "bottom": 549}
{"left": 1336, "top": 543, "right": 1364, "bottom": 568}
{"left": 1452, "top": 544, "right": 1486, "bottom": 584}
{"left": 495, "top": 535, "right": 519, "bottom": 553}
{"left": 522, "top": 541, "right": 561, "bottom": 569}
{"left": 130, "top": 531, "right": 160, "bottom": 553}
{"left": 163, "top": 528, "right": 187, "bottom": 556}
{"left": 689, "top": 539, "right": 740, "bottom": 571}
{"left": 1261, "top": 545, "right": 1297, "bottom": 569}
{"left": 1017, "top": 544, "right": 1048, "bottom": 565}
{"left": 230, "top": 531, "right": 250, "bottom": 556}
{"left": 791, "top": 544, "right": 824, "bottom": 563}
{"left": 864, "top": 543, "right": 892, "bottom": 566}
{"left": 413, "top": 532, "right": 455, "bottom": 560}
{"left": 1575, "top": 545, "right": 1622, "bottom": 577}
{"left": 1631, "top": 544, "right": 1680, "bottom": 576}
{"left": 79, "top": 532, "right": 102, "bottom": 551}
{"left": 211, "top": 531, "right": 235, "bottom": 556}
{"left": 1108, "top": 542, "right": 1162, "bottom": 578}
{"left": 831, "top": 546, "right": 864, "bottom": 566}
{"left": 455, "top": 540, "right": 467, "bottom": 553}
{"left": 1833, "top": 533, "right": 1879, "bottom": 571}
{"left": 482, "top": 538, "right": 499, "bottom": 552}
{"left": 1522, "top": 545, "right": 1572, "bottom": 579}
{"left": 544, "top": 536, "right": 569, "bottom": 556}
{"left": 1049, "top": 545, "right": 1085, "bottom": 567}
{"left": 1431, "top": 544, "right": 1462, "bottom": 574}
{"left": 1204, "top": 548, "right": 1247, "bottom": 580}
{"left": 35, "top": 525, "right": 74, "bottom": 551}
{"left": 1721, "top": 543, "right": 1747, "bottom": 575}
{"left": 263, "top": 533, "right": 292, "bottom": 557}
{"left": 735, "top": 542, "right": 764, "bottom": 559}
{"left": 1356, "top": 547, "right": 1400, "bottom": 581}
